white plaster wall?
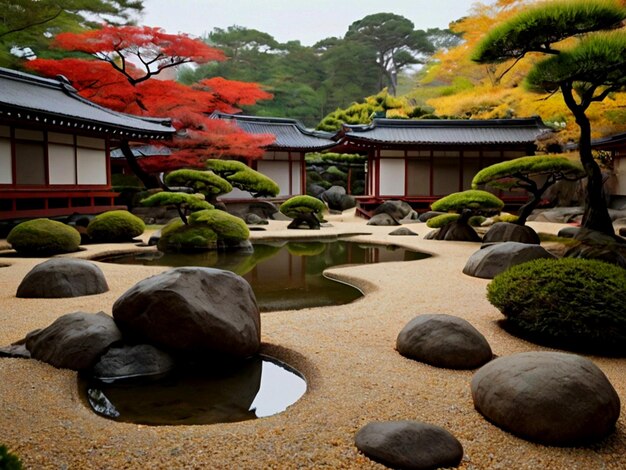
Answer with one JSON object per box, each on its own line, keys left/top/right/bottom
{"left": 48, "top": 144, "right": 76, "bottom": 184}
{"left": 379, "top": 159, "right": 405, "bottom": 196}
{"left": 257, "top": 160, "right": 290, "bottom": 196}
{"left": 0, "top": 139, "right": 11, "bottom": 184}
{"left": 77, "top": 148, "right": 106, "bottom": 184}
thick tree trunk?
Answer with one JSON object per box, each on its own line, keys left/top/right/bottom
{"left": 119, "top": 141, "right": 160, "bottom": 189}
{"left": 516, "top": 191, "right": 540, "bottom": 226}
{"left": 574, "top": 113, "right": 614, "bottom": 235}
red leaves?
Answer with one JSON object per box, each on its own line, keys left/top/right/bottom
{"left": 27, "top": 24, "right": 274, "bottom": 167}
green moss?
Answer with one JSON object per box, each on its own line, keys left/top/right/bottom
{"left": 7, "top": 218, "right": 80, "bottom": 256}
{"left": 426, "top": 213, "right": 460, "bottom": 228}
{"left": 140, "top": 192, "right": 214, "bottom": 212}
{"left": 188, "top": 209, "right": 250, "bottom": 242}
{"left": 487, "top": 258, "right": 626, "bottom": 352}
{"left": 205, "top": 159, "right": 280, "bottom": 197}
{"left": 431, "top": 190, "right": 504, "bottom": 213}
{"left": 164, "top": 169, "right": 232, "bottom": 196}
{"left": 87, "top": 210, "right": 145, "bottom": 243}
{"left": 491, "top": 214, "right": 520, "bottom": 224}
{"left": 0, "top": 444, "right": 23, "bottom": 470}
{"left": 287, "top": 242, "right": 327, "bottom": 257}
{"left": 157, "top": 219, "right": 218, "bottom": 252}
{"left": 279, "top": 195, "right": 326, "bottom": 218}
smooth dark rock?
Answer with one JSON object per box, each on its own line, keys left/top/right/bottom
{"left": 355, "top": 420, "right": 464, "bottom": 470}
{"left": 0, "top": 343, "right": 31, "bottom": 359}
{"left": 429, "top": 221, "right": 481, "bottom": 242}
{"left": 463, "top": 242, "right": 556, "bottom": 279}
{"left": 373, "top": 200, "right": 413, "bottom": 220}
{"left": 16, "top": 259, "right": 109, "bottom": 298}
{"left": 565, "top": 228, "right": 626, "bottom": 268}
{"left": 482, "top": 222, "right": 540, "bottom": 245}
{"left": 389, "top": 227, "right": 418, "bottom": 236}
{"left": 397, "top": 314, "right": 492, "bottom": 369}
{"left": 321, "top": 185, "right": 356, "bottom": 212}
{"left": 26, "top": 312, "right": 122, "bottom": 370}
{"left": 112, "top": 267, "right": 260, "bottom": 358}
{"left": 557, "top": 226, "right": 581, "bottom": 238}
{"left": 418, "top": 211, "right": 445, "bottom": 223}
{"left": 92, "top": 344, "right": 175, "bottom": 380}
{"left": 244, "top": 213, "right": 269, "bottom": 225}
{"left": 287, "top": 213, "right": 321, "bottom": 230}
{"left": 471, "top": 352, "right": 621, "bottom": 446}
{"left": 367, "top": 213, "right": 400, "bottom": 226}
{"left": 528, "top": 207, "right": 584, "bottom": 224}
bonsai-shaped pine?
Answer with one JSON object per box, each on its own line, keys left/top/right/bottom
{"left": 429, "top": 190, "right": 504, "bottom": 241}
{"left": 280, "top": 195, "right": 326, "bottom": 230}
{"left": 163, "top": 169, "right": 233, "bottom": 205}
{"left": 140, "top": 192, "right": 213, "bottom": 225}
{"left": 205, "top": 159, "right": 280, "bottom": 198}
{"left": 472, "top": 155, "right": 586, "bottom": 225}
{"left": 472, "top": 0, "right": 626, "bottom": 236}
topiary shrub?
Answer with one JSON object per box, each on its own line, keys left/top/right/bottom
{"left": 426, "top": 213, "right": 460, "bottom": 228}
{"left": 87, "top": 210, "right": 145, "bottom": 243}
{"left": 157, "top": 219, "right": 218, "bottom": 252}
{"left": 487, "top": 258, "right": 626, "bottom": 353}
{"left": 0, "top": 444, "right": 22, "bottom": 470}
{"left": 205, "top": 159, "right": 280, "bottom": 197}
{"left": 280, "top": 195, "right": 326, "bottom": 219}
{"left": 7, "top": 219, "right": 81, "bottom": 256}
{"left": 188, "top": 209, "right": 250, "bottom": 243}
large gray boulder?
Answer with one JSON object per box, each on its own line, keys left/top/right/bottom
{"left": 367, "top": 213, "right": 400, "bottom": 226}
{"left": 25, "top": 312, "right": 122, "bottom": 370}
{"left": 482, "top": 222, "right": 540, "bottom": 245}
{"left": 16, "top": 258, "right": 109, "bottom": 298}
{"left": 355, "top": 420, "right": 463, "bottom": 470}
{"left": 321, "top": 185, "right": 356, "bottom": 212}
{"left": 397, "top": 314, "right": 492, "bottom": 369}
{"left": 112, "top": 267, "right": 260, "bottom": 358}
{"left": 374, "top": 200, "right": 413, "bottom": 220}
{"left": 564, "top": 228, "right": 626, "bottom": 268}
{"left": 426, "top": 221, "right": 481, "bottom": 242}
{"left": 463, "top": 242, "right": 556, "bottom": 279}
{"left": 528, "top": 207, "right": 584, "bottom": 224}
{"left": 92, "top": 344, "right": 175, "bottom": 380}
{"left": 471, "top": 352, "right": 621, "bottom": 446}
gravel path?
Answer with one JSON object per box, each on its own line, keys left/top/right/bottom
{"left": 0, "top": 216, "right": 624, "bottom": 469}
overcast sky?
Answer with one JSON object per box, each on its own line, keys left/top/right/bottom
{"left": 140, "top": 0, "right": 491, "bottom": 45}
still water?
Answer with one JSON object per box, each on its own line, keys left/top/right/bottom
{"left": 98, "top": 240, "right": 429, "bottom": 312}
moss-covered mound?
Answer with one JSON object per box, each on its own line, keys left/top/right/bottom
{"left": 164, "top": 169, "right": 232, "bottom": 197}
{"left": 487, "top": 258, "right": 626, "bottom": 353}
{"left": 7, "top": 219, "right": 81, "bottom": 256}
{"left": 280, "top": 195, "right": 326, "bottom": 218}
{"left": 205, "top": 159, "right": 280, "bottom": 197}
{"left": 431, "top": 190, "right": 504, "bottom": 214}
{"left": 87, "top": 210, "right": 145, "bottom": 243}
{"left": 157, "top": 219, "right": 219, "bottom": 252}
{"left": 188, "top": 209, "right": 250, "bottom": 243}
{"left": 426, "top": 213, "right": 460, "bottom": 228}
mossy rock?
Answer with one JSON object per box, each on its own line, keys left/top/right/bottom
{"left": 487, "top": 258, "right": 626, "bottom": 353}
{"left": 280, "top": 195, "right": 326, "bottom": 218}
{"left": 157, "top": 219, "right": 219, "bottom": 252}
{"left": 426, "top": 213, "right": 460, "bottom": 228}
{"left": 7, "top": 219, "right": 80, "bottom": 256}
{"left": 87, "top": 210, "right": 145, "bottom": 243}
{"left": 188, "top": 209, "right": 250, "bottom": 243}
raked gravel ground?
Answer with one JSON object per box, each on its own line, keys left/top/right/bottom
{"left": 0, "top": 213, "right": 624, "bottom": 469}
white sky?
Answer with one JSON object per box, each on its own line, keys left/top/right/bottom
{"left": 140, "top": 0, "right": 490, "bottom": 45}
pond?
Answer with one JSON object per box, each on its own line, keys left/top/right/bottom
{"left": 98, "top": 240, "right": 429, "bottom": 312}
{"left": 82, "top": 355, "right": 306, "bottom": 426}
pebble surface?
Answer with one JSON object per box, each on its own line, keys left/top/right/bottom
{"left": 0, "top": 216, "right": 624, "bottom": 469}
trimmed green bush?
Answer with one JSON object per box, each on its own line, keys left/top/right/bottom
{"left": 7, "top": 218, "right": 80, "bottom": 256}
{"left": 188, "top": 209, "right": 250, "bottom": 242}
{"left": 0, "top": 445, "right": 22, "bottom": 470}
{"left": 487, "top": 258, "right": 626, "bottom": 352}
{"left": 87, "top": 210, "right": 145, "bottom": 243}
{"left": 280, "top": 195, "right": 326, "bottom": 218}
{"left": 426, "top": 213, "right": 460, "bottom": 228}
{"left": 164, "top": 169, "right": 232, "bottom": 197}
{"left": 431, "top": 190, "right": 504, "bottom": 214}
{"left": 157, "top": 219, "right": 218, "bottom": 252}
{"left": 205, "top": 159, "right": 280, "bottom": 197}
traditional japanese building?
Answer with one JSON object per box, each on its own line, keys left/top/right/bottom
{"left": 591, "top": 131, "right": 626, "bottom": 198}
{"left": 0, "top": 67, "right": 175, "bottom": 221}
{"left": 334, "top": 117, "right": 551, "bottom": 206}
{"left": 211, "top": 113, "right": 336, "bottom": 198}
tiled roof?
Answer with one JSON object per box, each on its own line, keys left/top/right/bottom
{"left": 342, "top": 117, "right": 551, "bottom": 145}
{"left": 110, "top": 145, "right": 172, "bottom": 159}
{"left": 0, "top": 67, "right": 176, "bottom": 139}
{"left": 591, "top": 131, "right": 626, "bottom": 149}
{"left": 212, "top": 112, "right": 336, "bottom": 150}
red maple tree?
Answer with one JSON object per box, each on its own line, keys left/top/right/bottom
{"left": 26, "top": 25, "right": 274, "bottom": 184}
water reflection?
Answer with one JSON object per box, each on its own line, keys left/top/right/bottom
{"left": 84, "top": 356, "right": 306, "bottom": 426}
{"left": 99, "top": 241, "right": 429, "bottom": 312}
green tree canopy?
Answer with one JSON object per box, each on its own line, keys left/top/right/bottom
{"left": 164, "top": 169, "right": 233, "bottom": 203}
{"left": 472, "top": 0, "right": 626, "bottom": 235}
{"left": 205, "top": 159, "right": 280, "bottom": 197}
{"left": 431, "top": 190, "right": 504, "bottom": 214}
{"left": 140, "top": 192, "right": 213, "bottom": 225}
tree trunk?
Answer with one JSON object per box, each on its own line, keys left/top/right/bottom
{"left": 119, "top": 141, "right": 160, "bottom": 189}
{"left": 574, "top": 112, "right": 614, "bottom": 235}
{"left": 516, "top": 191, "right": 540, "bottom": 226}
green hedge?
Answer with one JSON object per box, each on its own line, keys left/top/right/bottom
{"left": 426, "top": 213, "right": 460, "bottom": 228}
{"left": 157, "top": 219, "right": 218, "bottom": 252}
{"left": 487, "top": 258, "right": 626, "bottom": 352}
{"left": 87, "top": 210, "right": 145, "bottom": 243}
{"left": 188, "top": 209, "right": 249, "bottom": 242}
{"left": 7, "top": 219, "right": 80, "bottom": 256}
{"left": 279, "top": 195, "right": 326, "bottom": 218}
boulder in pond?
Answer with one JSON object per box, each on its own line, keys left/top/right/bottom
{"left": 471, "top": 352, "right": 621, "bottom": 446}
{"left": 16, "top": 258, "right": 109, "bottom": 298}
{"left": 482, "top": 222, "right": 540, "bottom": 245}
{"left": 463, "top": 242, "right": 556, "bottom": 279}
{"left": 25, "top": 311, "right": 122, "bottom": 370}
{"left": 355, "top": 420, "right": 463, "bottom": 470}
{"left": 112, "top": 267, "right": 260, "bottom": 358}
{"left": 396, "top": 314, "right": 492, "bottom": 369}
{"left": 92, "top": 344, "right": 175, "bottom": 380}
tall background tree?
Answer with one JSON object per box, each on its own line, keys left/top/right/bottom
{"left": 0, "top": 0, "right": 143, "bottom": 68}
{"left": 472, "top": 0, "right": 626, "bottom": 236}
{"left": 26, "top": 25, "right": 274, "bottom": 187}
